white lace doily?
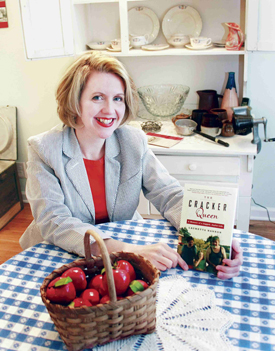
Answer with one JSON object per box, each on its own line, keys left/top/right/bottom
{"left": 94, "top": 275, "right": 234, "bottom": 351}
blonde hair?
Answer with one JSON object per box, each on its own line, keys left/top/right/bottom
{"left": 56, "top": 51, "right": 139, "bottom": 128}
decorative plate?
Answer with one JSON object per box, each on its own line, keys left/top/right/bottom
{"left": 141, "top": 43, "right": 170, "bottom": 51}
{"left": 128, "top": 6, "right": 160, "bottom": 44}
{"left": 185, "top": 43, "right": 213, "bottom": 50}
{"left": 87, "top": 41, "right": 111, "bottom": 50}
{"left": 92, "top": 275, "right": 234, "bottom": 351}
{"left": 162, "top": 5, "right": 202, "bottom": 40}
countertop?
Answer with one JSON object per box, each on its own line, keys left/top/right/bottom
{"left": 129, "top": 119, "right": 258, "bottom": 157}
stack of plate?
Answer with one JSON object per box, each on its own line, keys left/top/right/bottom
{"left": 213, "top": 40, "right": 226, "bottom": 47}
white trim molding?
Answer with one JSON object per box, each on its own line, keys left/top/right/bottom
{"left": 250, "top": 205, "right": 275, "bottom": 221}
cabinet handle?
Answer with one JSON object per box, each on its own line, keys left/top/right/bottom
{"left": 188, "top": 164, "right": 197, "bottom": 171}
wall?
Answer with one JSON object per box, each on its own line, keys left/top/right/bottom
{"left": 0, "top": 1, "right": 274, "bottom": 220}
{"left": 0, "top": 2, "right": 74, "bottom": 193}
{"left": 247, "top": 52, "right": 275, "bottom": 220}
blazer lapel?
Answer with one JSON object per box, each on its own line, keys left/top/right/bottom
{"left": 105, "top": 133, "right": 121, "bottom": 221}
{"left": 62, "top": 127, "right": 95, "bottom": 219}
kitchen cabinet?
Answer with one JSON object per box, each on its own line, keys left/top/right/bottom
{"left": 18, "top": 0, "right": 260, "bottom": 231}
{"left": 19, "top": 0, "right": 248, "bottom": 108}
{"left": 135, "top": 122, "right": 257, "bottom": 232}
{"left": 19, "top": 0, "right": 74, "bottom": 59}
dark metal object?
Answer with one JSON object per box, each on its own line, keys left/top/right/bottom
{"left": 193, "top": 130, "right": 230, "bottom": 147}
{"left": 232, "top": 106, "right": 275, "bottom": 153}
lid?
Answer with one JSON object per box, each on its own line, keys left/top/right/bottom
{"left": 0, "top": 115, "right": 13, "bottom": 153}
{"left": 0, "top": 106, "right": 17, "bottom": 160}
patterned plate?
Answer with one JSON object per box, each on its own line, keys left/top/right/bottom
{"left": 162, "top": 5, "right": 202, "bottom": 40}
{"left": 128, "top": 6, "right": 160, "bottom": 44}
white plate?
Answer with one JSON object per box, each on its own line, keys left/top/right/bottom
{"left": 87, "top": 41, "right": 111, "bottom": 50}
{"left": 162, "top": 5, "right": 202, "bottom": 40}
{"left": 185, "top": 43, "right": 213, "bottom": 50}
{"left": 213, "top": 41, "right": 226, "bottom": 47}
{"left": 128, "top": 6, "right": 160, "bottom": 44}
{"left": 141, "top": 44, "right": 170, "bottom": 51}
{"left": 106, "top": 46, "right": 132, "bottom": 52}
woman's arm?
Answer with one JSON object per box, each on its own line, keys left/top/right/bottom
{"left": 194, "top": 251, "right": 204, "bottom": 267}
{"left": 141, "top": 148, "right": 183, "bottom": 230}
{"left": 91, "top": 238, "right": 188, "bottom": 272}
{"left": 26, "top": 141, "right": 110, "bottom": 257}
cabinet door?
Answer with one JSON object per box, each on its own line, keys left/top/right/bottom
{"left": 19, "top": 0, "right": 74, "bottom": 59}
{"left": 246, "top": 0, "right": 275, "bottom": 51}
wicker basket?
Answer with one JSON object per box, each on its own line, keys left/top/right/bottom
{"left": 40, "top": 230, "right": 160, "bottom": 351}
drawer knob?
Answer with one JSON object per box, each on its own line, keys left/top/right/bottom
{"left": 188, "top": 164, "right": 197, "bottom": 171}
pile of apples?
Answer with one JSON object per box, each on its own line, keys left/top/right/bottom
{"left": 46, "top": 260, "right": 149, "bottom": 307}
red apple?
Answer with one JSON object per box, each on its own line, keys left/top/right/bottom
{"left": 116, "top": 260, "right": 136, "bottom": 281}
{"left": 46, "top": 276, "right": 76, "bottom": 304}
{"left": 80, "top": 289, "right": 100, "bottom": 305}
{"left": 100, "top": 295, "right": 124, "bottom": 304}
{"left": 62, "top": 267, "right": 87, "bottom": 293}
{"left": 126, "top": 280, "right": 149, "bottom": 296}
{"left": 88, "top": 274, "right": 108, "bottom": 296}
{"left": 69, "top": 297, "right": 92, "bottom": 308}
{"left": 102, "top": 268, "right": 130, "bottom": 296}
{"left": 100, "top": 295, "right": 111, "bottom": 304}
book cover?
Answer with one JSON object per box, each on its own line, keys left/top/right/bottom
{"left": 177, "top": 183, "right": 238, "bottom": 275}
{"left": 147, "top": 133, "right": 183, "bottom": 148}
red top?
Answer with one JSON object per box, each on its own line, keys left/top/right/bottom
{"left": 83, "top": 157, "right": 109, "bottom": 224}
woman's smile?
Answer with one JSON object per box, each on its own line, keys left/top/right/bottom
{"left": 95, "top": 117, "right": 116, "bottom": 127}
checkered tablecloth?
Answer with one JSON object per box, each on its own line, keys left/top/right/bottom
{"left": 0, "top": 219, "right": 275, "bottom": 351}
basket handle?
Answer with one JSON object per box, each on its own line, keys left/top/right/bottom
{"left": 84, "top": 230, "right": 117, "bottom": 303}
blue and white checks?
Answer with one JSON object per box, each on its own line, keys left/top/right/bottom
{"left": 0, "top": 219, "right": 275, "bottom": 351}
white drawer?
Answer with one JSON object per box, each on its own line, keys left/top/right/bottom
{"left": 156, "top": 155, "right": 240, "bottom": 176}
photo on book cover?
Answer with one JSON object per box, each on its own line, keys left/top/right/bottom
{"left": 177, "top": 183, "right": 238, "bottom": 275}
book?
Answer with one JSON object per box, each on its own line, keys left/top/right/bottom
{"left": 147, "top": 133, "right": 183, "bottom": 148}
{"left": 177, "top": 183, "right": 238, "bottom": 275}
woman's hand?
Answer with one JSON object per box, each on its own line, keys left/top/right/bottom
{"left": 134, "top": 242, "right": 188, "bottom": 271}
{"left": 92, "top": 239, "right": 188, "bottom": 272}
{"left": 216, "top": 239, "right": 243, "bottom": 279}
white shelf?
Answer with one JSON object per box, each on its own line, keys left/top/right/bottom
{"left": 89, "top": 47, "right": 246, "bottom": 57}
{"left": 73, "top": 0, "right": 146, "bottom": 4}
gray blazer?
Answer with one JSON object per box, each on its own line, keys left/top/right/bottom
{"left": 20, "top": 124, "right": 183, "bottom": 256}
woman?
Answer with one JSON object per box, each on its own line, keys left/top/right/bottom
{"left": 20, "top": 51, "right": 242, "bottom": 278}
{"left": 206, "top": 236, "right": 227, "bottom": 274}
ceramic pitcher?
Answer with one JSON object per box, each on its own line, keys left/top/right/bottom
{"left": 225, "top": 22, "right": 244, "bottom": 50}
{"left": 196, "top": 90, "right": 223, "bottom": 111}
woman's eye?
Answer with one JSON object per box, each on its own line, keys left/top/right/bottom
{"left": 114, "top": 96, "right": 124, "bottom": 102}
{"left": 92, "top": 95, "right": 103, "bottom": 101}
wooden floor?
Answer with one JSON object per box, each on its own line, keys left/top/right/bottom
{"left": 0, "top": 203, "right": 275, "bottom": 265}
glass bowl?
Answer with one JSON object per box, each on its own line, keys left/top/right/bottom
{"left": 137, "top": 84, "right": 190, "bottom": 118}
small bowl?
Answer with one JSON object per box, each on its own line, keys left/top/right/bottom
{"left": 175, "top": 119, "right": 197, "bottom": 136}
{"left": 87, "top": 41, "right": 111, "bottom": 50}
{"left": 172, "top": 113, "right": 191, "bottom": 125}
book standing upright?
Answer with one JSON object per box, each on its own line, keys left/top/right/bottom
{"left": 177, "top": 183, "right": 238, "bottom": 275}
